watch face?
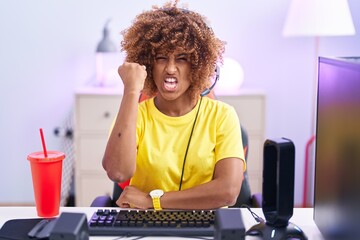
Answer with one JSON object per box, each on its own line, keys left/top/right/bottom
{"left": 150, "top": 189, "right": 164, "bottom": 197}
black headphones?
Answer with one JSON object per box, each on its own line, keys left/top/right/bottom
{"left": 200, "top": 65, "right": 220, "bottom": 97}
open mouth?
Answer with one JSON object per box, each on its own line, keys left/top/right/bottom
{"left": 164, "top": 77, "right": 178, "bottom": 91}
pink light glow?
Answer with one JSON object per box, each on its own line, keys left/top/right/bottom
{"left": 215, "top": 57, "right": 244, "bottom": 95}
{"left": 95, "top": 52, "right": 125, "bottom": 88}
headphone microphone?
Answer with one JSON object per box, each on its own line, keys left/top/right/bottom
{"left": 200, "top": 65, "right": 220, "bottom": 97}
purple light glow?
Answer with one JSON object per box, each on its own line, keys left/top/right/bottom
{"left": 215, "top": 58, "right": 244, "bottom": 95}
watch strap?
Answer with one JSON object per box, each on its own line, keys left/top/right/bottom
{"left": 152, "top": 197, "right": 162, "bottom": 211}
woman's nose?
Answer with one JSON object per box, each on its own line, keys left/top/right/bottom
{"left": 165, "top": 60, "right": 177, "bottom": 74}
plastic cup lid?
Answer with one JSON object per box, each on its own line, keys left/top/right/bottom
{"left": 27, "top": 151, "right": 65, "bottom": 163}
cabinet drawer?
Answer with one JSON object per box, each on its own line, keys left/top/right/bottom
{"left": 217, "top": 95, "right": 265, "bottom": 133}
{"left": 77, "top": 174, "right": 113, "bottom": 206}
{"left": 78, "top": 136, "right": 108, "bottom": 171}
{"left": 76, "top": 95, "right": 122, "bottom": 132}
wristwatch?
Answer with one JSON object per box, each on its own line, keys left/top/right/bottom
{"left": 149, "top": 189, "right": 164, "bottom": 210}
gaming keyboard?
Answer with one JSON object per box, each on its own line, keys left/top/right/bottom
{"left": 88, "top": 209, "right": 216, "bottom": 237}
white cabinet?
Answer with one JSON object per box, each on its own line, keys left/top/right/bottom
{"left": 217, "top": 90, "right": 266, "bottom": 195}
{"left": 74, "top": 87, "right": 123, "bottom": 206}
{"left": 74, "top": 87, "right": 265, "bottom": 206}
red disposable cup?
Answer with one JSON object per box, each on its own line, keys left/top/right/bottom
{"left": 27, "top": 151, "right": 65, "bottom": 218}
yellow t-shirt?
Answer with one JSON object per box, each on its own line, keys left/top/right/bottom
{"left": 130, "top": 97, "right": 245, "bottom": 193}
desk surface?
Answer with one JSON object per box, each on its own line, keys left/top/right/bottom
{"left": 0, "top": 207, "right": 323, "bottom": 239}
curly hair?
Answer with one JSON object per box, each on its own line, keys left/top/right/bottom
{"left": 120, "top": 1, "right": 225, "bottom": 99}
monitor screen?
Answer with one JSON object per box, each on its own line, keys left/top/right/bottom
{"left": 314, "top": 56, "right": 360, "bottom": 240}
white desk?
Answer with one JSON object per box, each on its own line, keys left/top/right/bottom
{"left": 0, "top": 207, "right": 323, "bottom": 239}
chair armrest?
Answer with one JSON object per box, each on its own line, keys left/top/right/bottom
{"left": 251, "top": 193, "right": 262, "bottom": 208}
{"left": 90, "top": 195, "right": 113, "bottom": 207}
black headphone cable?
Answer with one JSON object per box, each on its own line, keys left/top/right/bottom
{"left": 178, "top": 96, "right": 203, "bottom": 191}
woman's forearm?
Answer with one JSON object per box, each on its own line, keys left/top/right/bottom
{"left": 160, "top": 158, "right": 244, "bottom": 209}
{"left": 102, "top": 90, "right": 140, "bottom": 183}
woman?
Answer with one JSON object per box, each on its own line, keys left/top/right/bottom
{"left": 102, "top": 1, "right": 245, "bottom": 210}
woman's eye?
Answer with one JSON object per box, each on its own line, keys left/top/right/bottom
{"left": 155, "top": 56, "right": 167, "bottom": 61}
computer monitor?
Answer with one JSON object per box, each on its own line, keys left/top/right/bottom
{"left": 314, "top": 56, "right": 360, "bottom": 240}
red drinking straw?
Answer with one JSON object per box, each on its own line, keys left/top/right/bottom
{"left": 39, "top": 128, "right": 48, "bottom": 158}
